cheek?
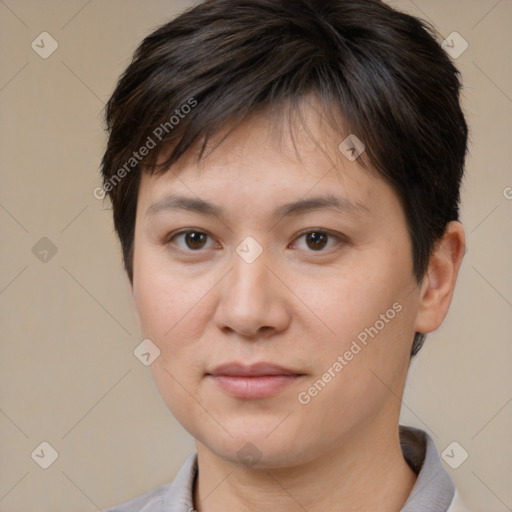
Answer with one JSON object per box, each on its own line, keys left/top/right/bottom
{"left": 132, "top": 275, "right": 178, "bottom": 342}
{"left": 132, "top": 245, "right": 198, "bottom": 339}
{"left": 290, "top": 250, "right": 415, "bottom": 387}
{"left": 293, "top": 260, "right": 398, "bottom": 346}
{"left": 132, "top": 258, "right": 210, "bottom": 427}
{"left": 293, "top": 296, "right": 412, "bottom": 440}
{"left": 131, "top": 248, "right": 219, "bottom": 375}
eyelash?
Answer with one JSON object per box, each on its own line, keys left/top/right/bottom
{"left": 165, "top": 228, "right": 346, "bottom": 255}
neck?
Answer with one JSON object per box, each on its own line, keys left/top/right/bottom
{"left": 193, "top": 420, "right": 417, "bottom": 512}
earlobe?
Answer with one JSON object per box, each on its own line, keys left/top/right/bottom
{"left": 413, "top": 221, "right": 466, "bottom": 334}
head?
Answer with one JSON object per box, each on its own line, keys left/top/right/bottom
{"left": 100, "top": 0, "right": 467, "bottom": 467}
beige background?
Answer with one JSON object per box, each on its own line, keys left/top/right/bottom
{"left": 0, "top": 0, "right": 511, "bottom": 510}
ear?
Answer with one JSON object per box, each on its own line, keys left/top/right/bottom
{"left": 413, "top": 221, "right": 466, "bottom": 334}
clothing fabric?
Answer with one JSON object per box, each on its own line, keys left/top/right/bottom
{"left": 106, "top": 425, "right": 470, "bottom": 511}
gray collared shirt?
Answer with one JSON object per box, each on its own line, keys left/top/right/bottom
{"left": 106, "top": 425, "right": 462, "bottom": 512}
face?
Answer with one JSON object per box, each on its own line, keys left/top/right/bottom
{"left": 131, "top": 105, "right": 425, "bottom": 468}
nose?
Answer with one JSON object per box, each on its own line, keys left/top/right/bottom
{"left": 213, "top": 247, "right": 291, "bottom": 338}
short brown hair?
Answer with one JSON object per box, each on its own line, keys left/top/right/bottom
{"left": 100, "top": 0, "right": 468, "bottom": 355}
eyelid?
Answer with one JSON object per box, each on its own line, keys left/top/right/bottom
{"left": 165, "top": 228, "right": 348, "bottom": 253}
{"left": 289, "top": 228, "right": 347, "bottom": 251}
{"left": 293, "top": 227, "right": 347, "bottom": 241}
{"left": 166, "top": 228, "right": 219, "bottom": 252}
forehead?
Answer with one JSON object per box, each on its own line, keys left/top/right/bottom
{"left": 138, "top": 103, "right": 388, "bottom": 211}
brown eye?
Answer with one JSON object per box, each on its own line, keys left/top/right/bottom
{"left": 169, "top": 230, "right": 214, "bottom": 251}
{"left": 304, "top": 231, "right": 328, "bottom": 250}
{"left": 184, "top": 231, "right": 208, "bottom": 250}
{"left": 291, "top": 230, "right": 342, "bottom": 252}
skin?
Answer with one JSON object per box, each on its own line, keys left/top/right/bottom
{"left": 130, "top": 102, "right": 466, "bottom": 511}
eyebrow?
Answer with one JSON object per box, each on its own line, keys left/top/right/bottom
{"left": 146, "top": 193, "right": 371, "bottom": 220}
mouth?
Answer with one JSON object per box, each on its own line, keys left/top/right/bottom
{"left": 206, "top": 362, "right": 306, "bottom": 399}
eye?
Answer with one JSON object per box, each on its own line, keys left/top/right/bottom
{"left": 290, "top": 230, "right": 343, "bottom": 252}
{"left": 167, "top": 230, "right": 217, "bottom": 251}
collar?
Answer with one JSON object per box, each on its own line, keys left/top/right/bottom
{"left": 163, "top": 425, "right": 455, "bottom": 511}
{"left": 399, "top": 426, "right": 455, "bottom": 511}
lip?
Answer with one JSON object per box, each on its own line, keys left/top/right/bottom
{"left": 208, "top": 362, "right": 303, "bottom": 377}
{"left": 206, "top": 362, "right": 305, "bottom": 399}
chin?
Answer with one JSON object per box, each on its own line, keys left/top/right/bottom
{"left": 199, "top": 428, "right": 312, "bottom": 469}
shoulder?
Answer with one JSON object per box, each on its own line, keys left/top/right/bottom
{"left": 104, "top": 483, "right": 171, "bottom": 512}
{"left": 447, "top": 489, "right": 473, "bottom": 512}
{"left": 104, "top": 452, "right": 198, "bottom": 512}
